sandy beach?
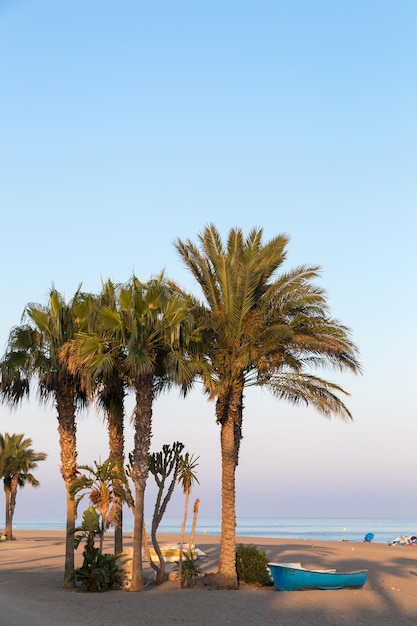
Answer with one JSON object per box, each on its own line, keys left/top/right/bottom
{"left": 1, "top": 530, "right": 416, "bottom": 625}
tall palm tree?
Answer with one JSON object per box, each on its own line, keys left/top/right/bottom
{"left": 69, "top": 274, "right": 200, "bottom": 591}
{"left": 63, "top": 280, "right": 128, "bottom": 555}
{"left": 174, "top": 224, "right": 361, "bottom": 588}
{"left": 0, "top": 433, "right": 47, "bottom": 540}
{"left": 0, "top": 288, "right": 87, "bottom": 586}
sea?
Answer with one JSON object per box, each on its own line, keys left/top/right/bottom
{"left": 9, "top": 516, "right": 416, "bottom": 544}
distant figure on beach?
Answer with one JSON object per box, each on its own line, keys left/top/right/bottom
{"left": 364, "top": 532, "right": 374, "bottom": 542}
{"left": 389, "top": 535, "right": 417, "bottom": 546}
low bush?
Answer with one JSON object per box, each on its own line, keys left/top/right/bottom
{"left": 236, "top": 543, "right": 273, "bottom": 587}
{"left": 70, "top": 548, "right": 126, "bottom": 592}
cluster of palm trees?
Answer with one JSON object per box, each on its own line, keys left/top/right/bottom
{"left": 0, "top": 225, "right": 361, "bottom": 590}
{"left": 0, "top": 433, "right": 47, "bottom": 541}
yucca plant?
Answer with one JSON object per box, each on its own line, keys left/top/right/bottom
{"left": 178, "top": 553, "right": 202, "bottom": 588}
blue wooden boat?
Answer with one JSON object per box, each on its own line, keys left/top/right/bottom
{"left": 268, "top": 562, "right": 368, "bottom": 591}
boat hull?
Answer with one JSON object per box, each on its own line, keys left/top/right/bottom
{"left": 148, "top": 548, "right": 198, "bottom": 562}
{"left": 146, "top": 544, "right": 206, "bottom": 563}
{"left": 268, "top": 563, "right": 368, "bottom": 591}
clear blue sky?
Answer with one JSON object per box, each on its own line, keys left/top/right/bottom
{"left": 1, "top": 0, "right": 416, "bottom": 522}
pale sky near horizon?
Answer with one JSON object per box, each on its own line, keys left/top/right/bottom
{"left": 1, "top": 1, "right": 416, "bottom": 523}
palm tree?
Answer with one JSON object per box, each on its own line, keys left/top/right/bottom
{"left": 62, "top": 280, "right": 128, "bottom": 555}
{"left": 0, "top": 288, "right": 87, "bottom": 586}
{"left": 174, "top": 224, "right": 361, "bottom": 588}
{"left": 118, "top": 274, "right": 203, "bottom": 591}
{"left": 70, "top": 458, "right": 133, "bottom": 552}
{"left": 69, "top": 274, "right": 200, "bottom": 591}
{"left": 0, "top": 433, "right": 47, "bottom": 540}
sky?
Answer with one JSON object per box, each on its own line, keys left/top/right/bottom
{"left": 0, "top": 0, "right": 416, "bottom": 523}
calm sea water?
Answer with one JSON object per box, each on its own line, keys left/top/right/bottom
{"left": 9, "top": 516, "right": 416, "bottom": 544}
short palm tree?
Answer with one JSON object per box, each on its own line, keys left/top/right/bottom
{"left": 0, "top": 433, "right": 47, "bottom": 540}
{"left": 174, "top": 225, "right": 361, "bottom": 588}
{"left": 0, "top": 288, "right": 87, "bottom": 586}
{"left": 70, "top": 458, "right": 133, "bottom": 552}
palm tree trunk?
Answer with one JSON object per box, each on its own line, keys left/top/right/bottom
{"left": 114, "top": 506, "right": 123, "bottom": 555}
{"left": 64, "top": 487, "right": 76, "bottom": 586}
{"left": 7, "top": 476, "right": 18, "bottom": 541}
{"left": 131, "top": 481, "right": 145, "bottom": 591}
{"left": 4, "top": 486, "right": 12, "bottom": 540}
{"left": 56, "top": 386, "right": 78, "bottom": 588}
{"left": 218, "top": 411, "right": 239, "bottom": 588}
{"left": 107, "top": 403, "right": 125, "bottom": 555}
{"left": 130, "top": 373, "right": 154, "bottom": 592}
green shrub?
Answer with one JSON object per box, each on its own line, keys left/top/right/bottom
{"left": 236, "top": 543, "right": 273, "bottom": 587}
{"left": 70, "top": 548, "right": 126, "bottom": 592}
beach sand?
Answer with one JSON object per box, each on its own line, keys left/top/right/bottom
{"left": 1, "top": 530, "right": 416, "bottom": 625}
